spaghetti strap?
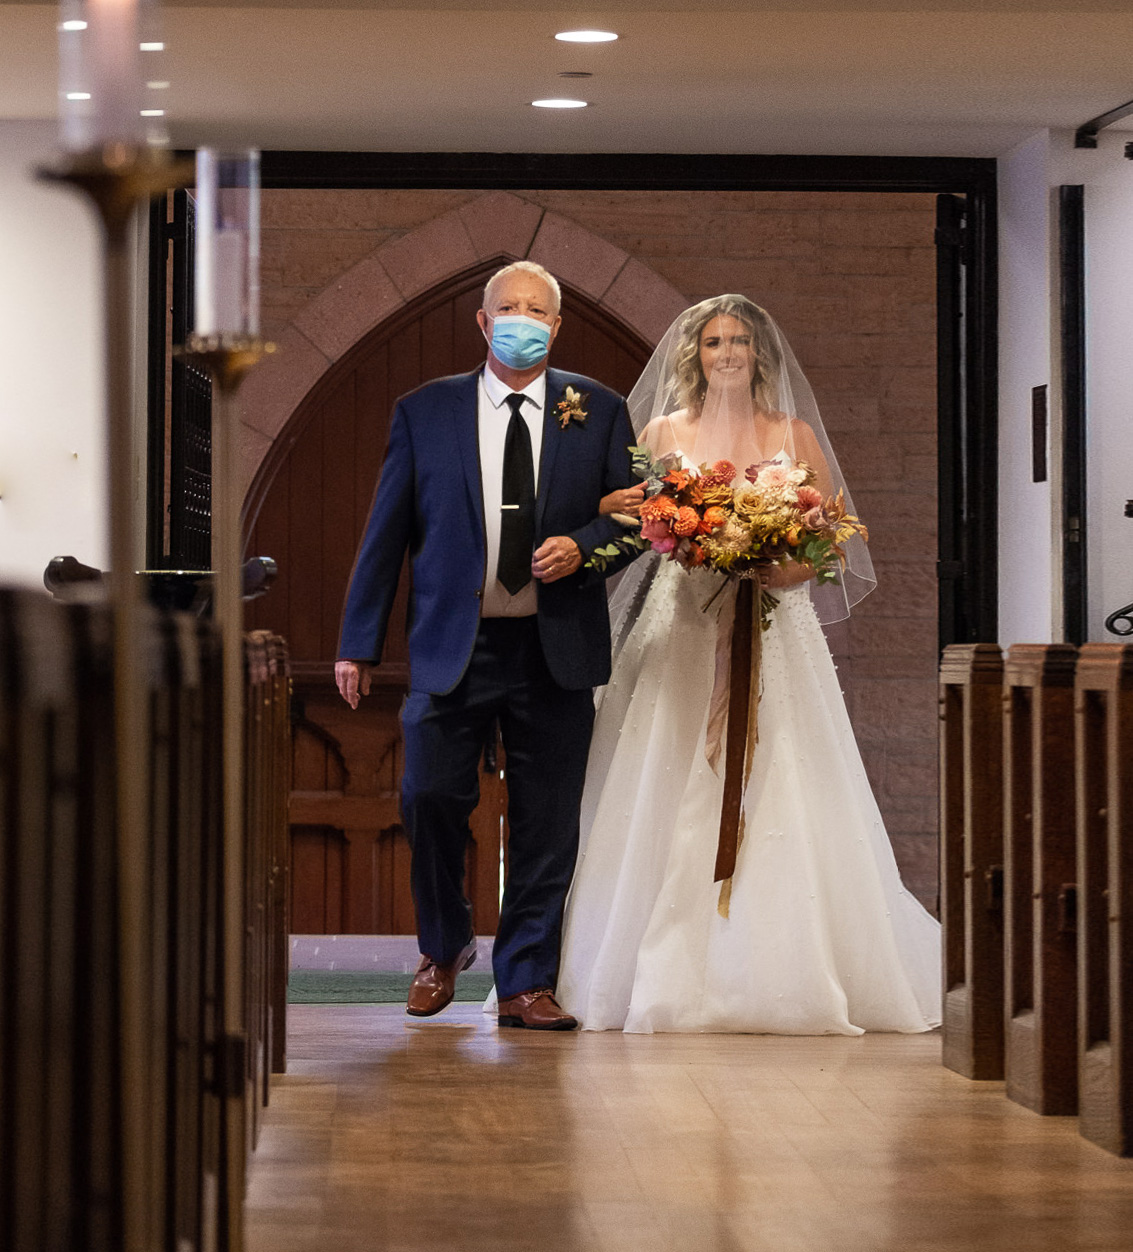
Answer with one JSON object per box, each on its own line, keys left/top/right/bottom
{"left": 665, "top": 413, "right": 681, "bottom": 456}
{"left": 771, "top": 413, "right": 794, "bottom": 461}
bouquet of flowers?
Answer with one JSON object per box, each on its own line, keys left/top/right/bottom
{"left": 588, "top": 447, "right": 868, "bottom": 625}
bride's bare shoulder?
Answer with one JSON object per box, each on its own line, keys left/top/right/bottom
{"left": 640, "top": 410, "right": 689, "bottom": 453}
{"left": 785, "top": 416, "right": 821, "bottom": 450}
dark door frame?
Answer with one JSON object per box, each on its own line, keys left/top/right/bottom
{"left": 1058, "top": 184, "right": 1087, "bottom": 645}
{"left": 252, "top": 151, "right": 999, "bottom": 647}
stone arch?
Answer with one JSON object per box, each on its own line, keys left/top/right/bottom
{"left": 236, "top": 190, "right": 688, "bottom": 507}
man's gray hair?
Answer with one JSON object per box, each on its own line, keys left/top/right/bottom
{"left": 482, "top": 261, "right": 562, "bottom": 316}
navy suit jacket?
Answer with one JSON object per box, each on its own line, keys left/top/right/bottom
{"left": 338, "top": 366, "right": 637, "bottom": 694}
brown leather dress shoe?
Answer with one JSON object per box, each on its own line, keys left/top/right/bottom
{"left": 405, "top": 938, "right": 477, "bottom": 1017}
{"left": 497, "top": 989, "right": 578, "bottom": 1031}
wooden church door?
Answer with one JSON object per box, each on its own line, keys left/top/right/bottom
{"left": 243, "top": 259, "right": 652, "bottom": 934}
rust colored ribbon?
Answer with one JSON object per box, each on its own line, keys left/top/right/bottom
{"left": 714, "top": 579, "right": 762, "bottom": 884}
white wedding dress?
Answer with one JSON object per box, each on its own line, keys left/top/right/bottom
{"left": 556, "top": 461, "right": 942, "bottom": 1034}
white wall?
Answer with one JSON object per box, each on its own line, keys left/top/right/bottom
{"left": 1070, "top": 133, "right": 1133, "bottom": 639}
{"left": 996, "top": 127, "right": 1133, "bottom": 645}
{"left": 997, "top": 130, "right": 1055, "bottom": 646}
{"left": 0, "top": 119, "right": 106, "bottom": 588}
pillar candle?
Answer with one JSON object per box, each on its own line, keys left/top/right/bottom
{"left": 194, "top": 150, "right": 261, "bottom": 338}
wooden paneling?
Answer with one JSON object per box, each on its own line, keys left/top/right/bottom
{"left": 245, "top": 261, "right": 652, "bottom": 934}
{"left": 1003, "top": 644, "right": 1078, "bottom": 1116}
{"left": 1075, "top": 644, "right": 1133, "bottom": 1156}
{"left": 939, "top": 642, "right": 1005, "bottom": 1080}
{"left": 290, "top": 825, "right": 346, "bottom": 934}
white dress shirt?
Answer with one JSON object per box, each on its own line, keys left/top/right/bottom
{"left": 478, "top": 363, "right": 545, "bottom": 617}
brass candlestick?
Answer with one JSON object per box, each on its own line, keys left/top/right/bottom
{"left": 39, "top": 142, "right": 191, "bottom": 1252}
{"left": 177, "top": 332, "right": 274, "bottom": 1252}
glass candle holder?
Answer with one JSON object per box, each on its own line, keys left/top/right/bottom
{"left": 193, "top": 149, "right": 261, "bottom": 339}
{"left": 58, "top": 0, "right": 157, "bottom": 151}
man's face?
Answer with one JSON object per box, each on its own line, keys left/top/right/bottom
{"left": 477, "top": 272, "right": 562, "bottom": 359}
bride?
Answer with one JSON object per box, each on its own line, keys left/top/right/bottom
{"left": 555, "top": 294, "right": 941, "bottom": 1034}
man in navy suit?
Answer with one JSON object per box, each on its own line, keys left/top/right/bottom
{"left": 336, "top": 261, "right": 637, "bottom": 1030}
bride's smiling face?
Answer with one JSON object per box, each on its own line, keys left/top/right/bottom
{"left": 699, "top": 315, "right": 757, "bottom": 390}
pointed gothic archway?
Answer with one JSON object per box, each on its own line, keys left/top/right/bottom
{"left": 235, "top": 189, "right": 688, "bottom": 509}
{"left": 246, "top": 258, "right": 653, "bottom": 935}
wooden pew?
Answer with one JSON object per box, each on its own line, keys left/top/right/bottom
{"left": 266, "top": 634, "right": 292, "bottom": 1078}
{"left": 0, "top": 591, "right": 122, "bottom": 1252}
{"left": 940, "top": 643, "right": 1005, "bottom": 1080}
{"left": 0, "top": 587, "right": 291, "bottom": 1249}
{"left": 1003, "top": 644, "right": 1078, "bottom": 1114}
{"left": 1075, "top": 644, "right": 1133, "bottom": 1155}
{"left": 243, "top": 631, "right": 292, "bottom": 1130}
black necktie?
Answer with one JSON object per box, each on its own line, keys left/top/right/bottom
{"left": 497, "top": 392, "right": 536, "bottom": 595}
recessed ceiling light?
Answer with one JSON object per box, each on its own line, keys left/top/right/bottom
{"left": 140, "top": 109, "right": 165, "bottom": 117}
{"left": 59, "top": 19, "right": 87, "bottom": 31}
{"left": 139, "top": 42, "right": 164, "bottom": 52}
{"left": 532, "top": 98, "right": 588, "bottom": 109}
{"left": 147, "top": 81, "right": 170, "bottom": 90}
{"left": 555, "top": 30, "right": 618, "bottom": 43}
{"left": 65, "top": 91, "right": 91, "bottom": 101}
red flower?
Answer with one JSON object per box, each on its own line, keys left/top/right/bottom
{"left": 711, "top": 459, "right": 737, "bottom": 482}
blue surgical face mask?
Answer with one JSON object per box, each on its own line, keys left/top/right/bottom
{"left": 489, "top": 314, "right": 552, "bottom": 370}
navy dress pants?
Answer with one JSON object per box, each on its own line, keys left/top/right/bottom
{"left": 400, "top": 616, "right": 595, "bottom": 1001}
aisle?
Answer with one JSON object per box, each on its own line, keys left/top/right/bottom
{"left": 245, "top": 1005, "right": 1133, "bottom": 1252}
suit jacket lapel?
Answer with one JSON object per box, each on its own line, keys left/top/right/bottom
{"left": 450, "top": 371, "right": 486, "bottom": 539}
{"left": 537, "top": 369, "right": 565, "bottom": 530}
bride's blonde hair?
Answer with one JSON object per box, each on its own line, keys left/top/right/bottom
{"left": 673, "top": 295, "right": 781, "bottom": 415}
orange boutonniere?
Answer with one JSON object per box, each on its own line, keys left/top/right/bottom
{"left": 555, "top": 386, "right": 589, "bottom": 429}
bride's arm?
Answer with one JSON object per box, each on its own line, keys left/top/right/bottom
{"left": 789, "top": 419, "right": 835, "bottom": 498}
{"left": 764, "top": 421, "right": 837, "bottom": 588}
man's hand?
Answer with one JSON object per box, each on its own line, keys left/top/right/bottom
{"left": 599, "top": 486, "right": 645, "bottom": 517}
{"left": 336, "top": 660, "right": 374, "bottom": 709}
{"left": 532, "top": 536, "right": 582, "bottom": 583}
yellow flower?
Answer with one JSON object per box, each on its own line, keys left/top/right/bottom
{"left": 689, "top": 478, "right": 733, "bottom": 508}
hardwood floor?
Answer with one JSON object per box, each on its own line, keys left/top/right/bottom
{"left": 246, "top": 1005, "right": 1133, "bottom": 1252}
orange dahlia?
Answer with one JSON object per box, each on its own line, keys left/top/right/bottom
{"left": 672, "top": 506, "right": 700, "bottom": 537}
{"left": 711, "top": 459, "right": 737, "bottom": 482}
{"left": 640, "top": 495, "right": 678, "bottom": 523}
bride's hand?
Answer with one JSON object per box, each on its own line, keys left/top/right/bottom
{"left": 599, "top": 486, "right": 645, "bottom": 517}
{"left": 761, "top": 562, "right": 813, "bottom": 590}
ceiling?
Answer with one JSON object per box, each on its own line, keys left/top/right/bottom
{"left": 2, "top": 2, "right": 1132, "bottom": 157}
